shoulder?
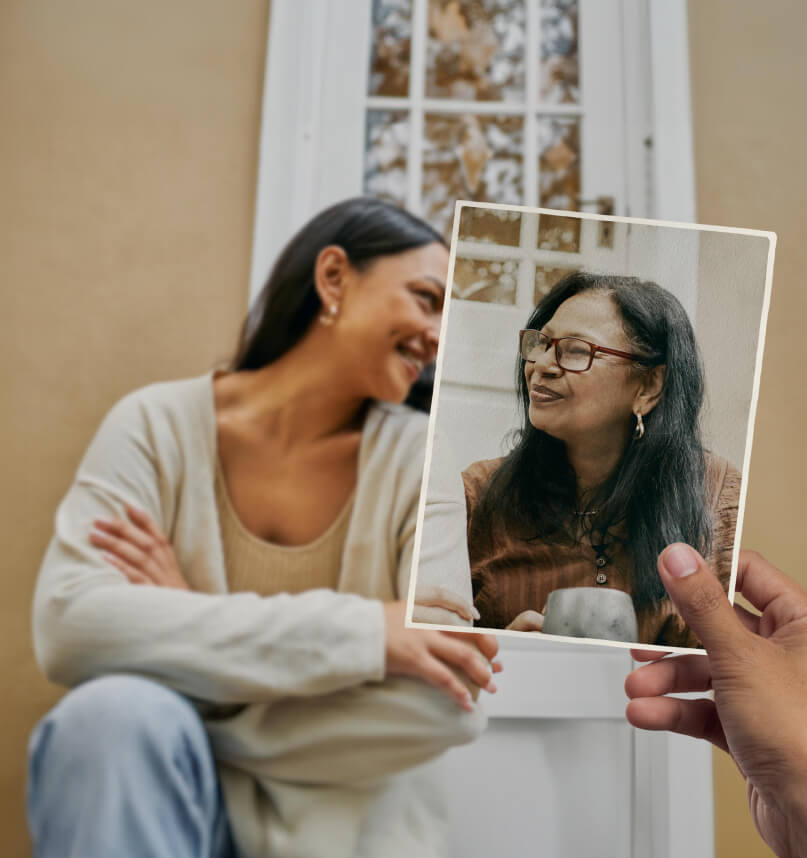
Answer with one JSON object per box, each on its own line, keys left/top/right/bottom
{"left": 462, "top": 457, "right": 504, "bottom": 509}
{"left": 109, "top": 373, "right": 213, "bottom": 423}
{"left": 364, "top": 401, "right": 429, "bottom": 461}
{"left": 86, "top": 373, "right": 215, "bottom": 473}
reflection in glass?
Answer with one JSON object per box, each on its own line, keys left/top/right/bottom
{"left": 458, "top": 206, "right": 521, "bottom": 245}
{"left": 423, "top": 113, "right": 524, "bottom": 239}
{"left": 538, "top": 117, "right": 580, "bottom": 250}
{"left": 534, "top": 265, "right": 577, "bottom": 303}
{"left": 452, "top": 256, "right": 518, "bottom": 304}
{"left": 426, "top": 0, "right": 526, "bottom": 101}
{"left": 368, "top": 0, "right": 413, "bottom": 97}
{"left": 539, "top": 0, "right": 579, "bottom": 104}
{"left": 364, "top": 111, "right": 410, "bottom": 206}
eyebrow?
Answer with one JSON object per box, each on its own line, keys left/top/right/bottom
{"left": 409, "top": 276, "right": 446, "bottom": 293}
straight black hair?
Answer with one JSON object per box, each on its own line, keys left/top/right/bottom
{"left": 476, "top": 271, "right": 712, "bottom": 611}
{"left": 231, "top": 197, "right": 446, "bottom": 411}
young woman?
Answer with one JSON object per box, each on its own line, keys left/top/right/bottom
{"left": 462, "top": 272, "right": 740, "bottom": 646}
{"left": 28, "top": 198, "right": 500, "bottom": 858}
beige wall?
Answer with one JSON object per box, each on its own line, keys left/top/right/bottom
{"left": 688, "top": 1, "right": 807, "bottom": 856}
{"left": 0, "top": 1, "right": 269, "bottom": 854}
{"left": 2, "top": 1, "right": 804, "bottom": 856}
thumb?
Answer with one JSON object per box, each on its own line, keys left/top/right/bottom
{"left": 657, "top": 543, "right": 746, "bottom": 656}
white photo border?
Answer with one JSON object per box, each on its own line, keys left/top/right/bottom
{"left": 405, "top": 199, "right": 777, "bottom": 655}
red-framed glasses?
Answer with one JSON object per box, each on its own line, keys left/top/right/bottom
{"left": 519, "top": 329, "right": 643, "bottom": 373}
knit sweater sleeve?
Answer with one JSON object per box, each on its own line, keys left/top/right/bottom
{"left": 32, "top": 386, "right": 386, "bottom": 704}
{"left": 409, "top": 436, "right": 476, "bottom": 626}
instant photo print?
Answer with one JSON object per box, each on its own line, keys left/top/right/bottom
{"left": 407, "top": 201, "right": 776, "bottom": 655}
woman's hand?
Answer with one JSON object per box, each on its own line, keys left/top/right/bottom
{"left": 625, "top": 546, "right": 807, "bottom": 858}
{"left": 90, "top": 504, "right": 189, "bottom": 590}
{"left": 506, "top": 609, "right": 545, "bottom": 632}
{"left": 384, "top": 601, "right": 501, "bottom": 712}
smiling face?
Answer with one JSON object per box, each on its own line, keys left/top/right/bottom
{"left": 324, "top": 241, "right": 449, "bottom": 404}
{"left": 524, "top": 290, "right": 652, "bottom": 449}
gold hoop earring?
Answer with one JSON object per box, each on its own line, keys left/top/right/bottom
{"left": 318, "top": 304, "right": 338, "bottom": 326}
{"left": 633, "top": 412, "right": 645, "bottom": 440}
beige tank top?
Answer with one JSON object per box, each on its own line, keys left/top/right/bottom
{"left": 214, "top": 458, "right": 353, "bottom": 596}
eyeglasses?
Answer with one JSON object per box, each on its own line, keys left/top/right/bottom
{"left": 519, "top": 329, "right": 643, "bottom": 373}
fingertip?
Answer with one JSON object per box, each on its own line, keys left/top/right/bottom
{"left": 624, "top": 698, "right": 644, "bottom": 728}
{"left": 623, "top": 668, "right": 645, "bottom": 700}
{"left": 658, "top": 543, "right": 701, "bottom": 579}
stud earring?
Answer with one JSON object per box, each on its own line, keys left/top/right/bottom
{"left": 633, "top": 411, "right": 645, "bottom": 440}
{"left": 319, "top": 304, "right": 338, "bottom": 326}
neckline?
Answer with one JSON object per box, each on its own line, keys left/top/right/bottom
{"left": 206, "top": 369, "right": 371, "bottom": 551}
{"left": 214, "top": 455, "right": 356, "bottom": 552}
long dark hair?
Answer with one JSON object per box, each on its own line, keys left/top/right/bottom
{"left": 476, "top": 272, "right": 711, "bottom": 610}
{"left": 231, "top": 197, "right": 445, "bottom": 411}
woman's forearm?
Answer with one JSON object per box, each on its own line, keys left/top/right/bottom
{"left": 34, "top": 550, "right": 386, "bottom": 704}
{"left": 206, "top": 676, "right": 487, "bottom": 788}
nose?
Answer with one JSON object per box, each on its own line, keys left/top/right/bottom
{"left": 423, "top": 318, "right": 440, "bottom": 361}
{"left": 528, "top": 341, "right": 561, "bottom": 377}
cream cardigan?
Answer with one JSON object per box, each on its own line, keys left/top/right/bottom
{"left": 33, "top": 373, "right": 485, "bottom": 858}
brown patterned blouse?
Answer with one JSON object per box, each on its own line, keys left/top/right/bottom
{"left": 463, "top": 454, "right": 741, "bottom": 648}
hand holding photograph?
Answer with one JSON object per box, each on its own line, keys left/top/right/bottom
{"left": 407, "top": 201, "right": 775, "bottom": 653}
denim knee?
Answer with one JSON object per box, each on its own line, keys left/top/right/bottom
{"left": 27, "top": 674, "right": 217, "bottom": 814}
{"left": 31, "top": 674, "right": 206, "bottom": 757}
{"left": 27, "top": 675, "right": 232, "bottom": 858}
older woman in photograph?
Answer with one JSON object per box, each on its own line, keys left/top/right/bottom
{"left": 27, "top": 197, "right": 499, "bottom": 858}
{"left": 464, "top": 271, "right": 740, "bottom": 647}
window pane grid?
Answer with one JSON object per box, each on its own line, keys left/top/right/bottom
{"left": 364, "top": 0, "right": 585, "bottom": 237}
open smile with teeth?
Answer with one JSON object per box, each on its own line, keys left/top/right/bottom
{"left": 396, "top": 344, "right": 425, "bottom": 377}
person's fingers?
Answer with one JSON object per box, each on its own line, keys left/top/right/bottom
{"left": 733, "top": 603, "right": 761, "bottom": 636}
{"left": 101, "top": 551, "right": 154, "bottom": 586}
{"left": 469, "top": 632, "right": 499, "bottom": 663}
{"left": 90, "top": 528, "right": 148, "bottom": 570}
{"left": 657, "top": 543, "right": 748, "bottom": 658}
{"left": 625, "top": 654, "right": 713, "bottom": 699}
{"left": 430, "top": 635, "right": 496, "bottom": 692}
{"left": 93, "top": 517, "right": 154, "bottom": 552}
{"left": 735, "top": 550, "right": 807, "bottom": 615}
{"left": 630, "top": 648, "right": 670, "bottom": 662}
{"left": 418, "top": 656, "right": 475, "bottom": 712}
{"left": 125, "top": 504, "right": 169, "bottom": 546}
{"left": 491, "top": 660, "right": 504, "bottom": 674}
{"left": 439, "top": 631, "right": 500, "bottom": 666}
{"left": 625, "top": 697, "right": 728, "bottom": 752}
{"left": 506, "top": 610, "right": 544, "bottom": 632}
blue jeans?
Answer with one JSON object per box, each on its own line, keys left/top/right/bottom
{"left": 27, "top": 675, "right": 237, "bottom": 858}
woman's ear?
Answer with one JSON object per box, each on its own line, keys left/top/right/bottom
{"left": 635, "top": 364, "right": 666, "bottom": 416}
{"left": 313, "top": 245, "right": 350, "bottom": 312}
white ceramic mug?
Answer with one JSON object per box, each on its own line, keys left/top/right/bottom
{"left": 542, "top": 587, "right": 639, "bottom": 643}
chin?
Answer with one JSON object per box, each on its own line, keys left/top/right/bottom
{"left": 528, "top": 411, "right": 565, "bottom": 442}
{"left": 372, "top": 376, "right": 411, "bottom": 405}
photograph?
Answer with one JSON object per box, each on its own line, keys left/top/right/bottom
{"left": 408, "top": 201, "right": 775, "bottom": 652}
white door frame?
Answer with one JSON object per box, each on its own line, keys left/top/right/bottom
{"left": 248, "top": 4, "right": 711, "bottom": 858}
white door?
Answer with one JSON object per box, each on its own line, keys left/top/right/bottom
{"left": 251, "top": 3, "right": 712, "bottom": 857}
